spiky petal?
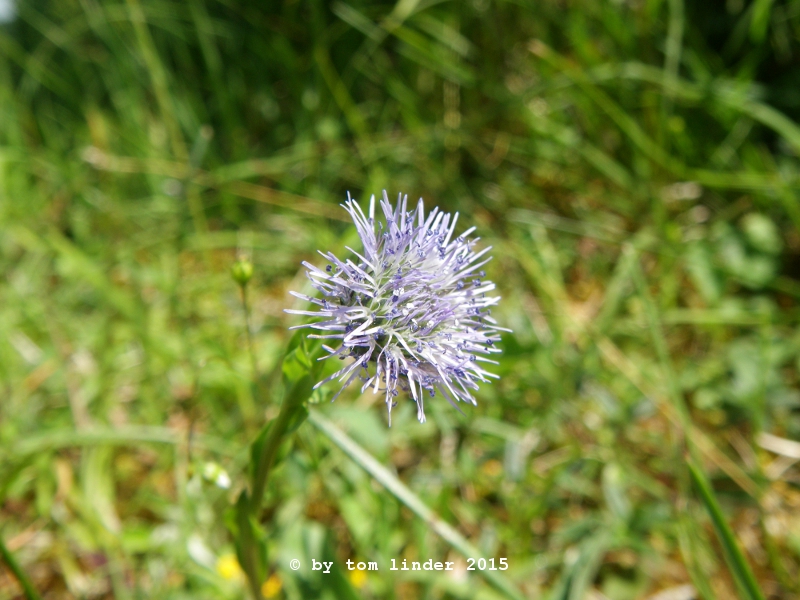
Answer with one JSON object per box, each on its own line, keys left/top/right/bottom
{"left": 286, "top": 191, "right": 506, "bottom": 424}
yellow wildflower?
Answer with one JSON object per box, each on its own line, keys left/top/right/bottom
{"left": 216, "top": 554, "right": 243, "bottom": 581}
{"left": 262, "top": 573, "right": 283, "bottom": 598}
{"left": 349, "top": 568, "right": 367, "bottom": 589}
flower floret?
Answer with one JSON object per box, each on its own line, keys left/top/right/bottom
{"left": 285, "top": 190, "right": 507, "bottom": 424}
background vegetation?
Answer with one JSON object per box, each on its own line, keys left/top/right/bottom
{"left": 2, "top": 0, "right": 800, "bottom": 598}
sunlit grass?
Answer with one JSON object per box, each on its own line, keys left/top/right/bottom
{"left": 2, "top": 1, "right": 800, "bottom": 599}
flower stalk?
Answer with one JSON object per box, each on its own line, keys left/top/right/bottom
{"left": 249, "top": 382, "right": 307, "bottom": 513}
{"left": 232, "top": 255, "right": 258, "bottom": 378}
{"left": 232, "top": 332, "right": 320, "bottom": 599}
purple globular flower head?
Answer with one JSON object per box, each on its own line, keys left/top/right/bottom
{"left": 285, "top": 191, "right": 507, "bottom": 424}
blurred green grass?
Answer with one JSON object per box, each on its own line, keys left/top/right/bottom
{"left": 2, "top": 0, "right": 800, "bottom": 598}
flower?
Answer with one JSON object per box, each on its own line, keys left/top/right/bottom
{"left": 261, "top": 574, "right": 282, "bottom": 598}
{"left": 215, "top": 553, "right": 243, "bottom": 581}
{"left": 286, "top": 191, "right": 506, "bottom": 424}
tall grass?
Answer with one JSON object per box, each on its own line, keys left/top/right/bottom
{"left": 1, "top": 1, "right": 800, "bottom": 598}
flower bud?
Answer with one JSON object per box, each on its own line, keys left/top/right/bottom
{"left": 231, "top": 256, "right": 254, "bottom": 286}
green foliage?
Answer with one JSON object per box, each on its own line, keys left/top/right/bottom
{"left": 231, "top": 490, "right": 268, "bottom": 600}
{"left": 688, "top": 461, "right": 765, "bottom": 600}
{"left": 2, "top": 0, "right": 800, "bottom": 598}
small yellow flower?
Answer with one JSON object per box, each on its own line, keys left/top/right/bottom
{"left": 216, "top": 553, "right": 243, "bottom": 581}
{"left": 348, "top": 569, "right": 367, "bottom": 589}
{"left": 262, "top": 574, "right": 283, "bottom": 598}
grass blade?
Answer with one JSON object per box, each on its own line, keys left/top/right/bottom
{"left": 0, "top": 536, "right": 42, "bottom": 600}
{"left": 687, "top": 460, "right": 765, "bottom": 600}
{"left": 308, "top": 409, "right": 526, "bottom": 600}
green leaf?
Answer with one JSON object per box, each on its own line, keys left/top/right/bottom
{"left": 249, "top": 422, "right": 272, "bottom": 484}
{"left": 249, "top": 335, "right": 321, "bottom": 514}
{"left": 687, "top": 460, "right": 765, "bottom": 600}
{"left": 247, "top": 407, "right": 307, "bottom": 489}
{"left": 286, "top": 404, "right": 309, "bottom": 435}
{"left": 282, "top": 347, "right": 311, "bottom": 387}
{"left": 749, "top": 0, "right": 775, "bottom": 43}
{"left": 81, "top": 447, "right": 121, "bottom": 534}
{"left": 282, "top": 331, "right": 323, "bottom": 402}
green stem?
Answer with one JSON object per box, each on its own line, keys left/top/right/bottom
{"left": 249, "top": 391, "right": 303, "bottom": 512}
{"left": 0, "top": 536, "right": 42, "bottom": 600}
{"left": 239, "top": 284, "right": 258, "bottom": 379}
